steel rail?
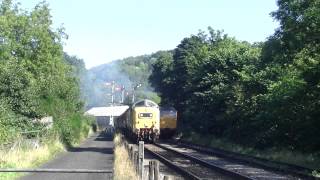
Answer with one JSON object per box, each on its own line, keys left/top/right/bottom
{"left": 144, "top": 145, "right": 202, "bottom": 180}
{"left": 154, "top": 143, "right": 254, "bottom": 180}
{"left": 179, "top": 140, "right": 310, "bottom": 170}
{"left": 177, "top": 141, "right": 317, "bottom": 180}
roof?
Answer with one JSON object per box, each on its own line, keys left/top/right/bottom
{"left": 133, "top": 99, "right": 158, "bottom": 108}
{"left": 85, "top": 105, "right": 129, "bottom": 117}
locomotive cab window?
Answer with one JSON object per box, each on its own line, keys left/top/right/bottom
{"left": 139, "top": 113, "right": 153, "bottom": 118}
{"left": 135, "top": 101, "right": 145, "bottom": 107}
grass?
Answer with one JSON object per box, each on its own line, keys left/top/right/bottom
{"left": 0, "top": 117, "right": 95, "bottom": 180}
{"left": 113, "top": 133, "right": 138, "bottom": 180}
{"left": 183, "top": 132, "right": 320, "bottom": 177}
{"left": 0, "top": 138, "right": 64, "bottom": 180}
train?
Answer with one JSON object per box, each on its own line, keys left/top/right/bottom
{"left": 115, "top": 99, "right": 178, "bottom": 142}
{"left": 160, "top": 107, "right": 177, "bottom": 138}
{"left": 116, "top": 99, "right": 160, "bottom": 142}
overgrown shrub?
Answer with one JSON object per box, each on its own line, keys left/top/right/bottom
{"left": 0, "top": 1, "right": 94, "bottom": 148}
{"left": 54, "top": 114, "right": 94, "bottom": 147}
{"left": 0, "top": 101, "right": 39, "bottom": 144}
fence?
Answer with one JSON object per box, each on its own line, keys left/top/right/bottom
{"left": 0, "top": 129, "right": 46, "bottom": 150}
{"left": 122, "top": 136, "right": 172, "bottom": 180}
{"left": 0, "top": 116, "right": 53, "bottom": 150}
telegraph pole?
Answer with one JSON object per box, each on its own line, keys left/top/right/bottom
{"left": 132, "top": 83, "right": 141, "bottom": 104}
{"left": 121, "top": 85, "right": 125, "bottom": 103}
{"left": 111, "top": 81, "right": 115, "bottom": 106}
{"left": 132, "top": 88, "right": 135, "bottom": 104}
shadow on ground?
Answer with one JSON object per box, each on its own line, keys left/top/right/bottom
{"left": 66, "top": 132, "right": 114, "bottom": 154}
{"left": 67, "top": 147, "right": 113, "bottom": 154}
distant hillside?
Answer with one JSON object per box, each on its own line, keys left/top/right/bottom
{"left": 82, "top": 51, "right": 170, "bottom": 108}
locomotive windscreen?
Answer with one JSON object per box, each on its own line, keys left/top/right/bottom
{"left": 160, "top": 107, "right": 177, "bottom": 117}
{"left": 133, "top": 99, "right": 158, "bottom": 107}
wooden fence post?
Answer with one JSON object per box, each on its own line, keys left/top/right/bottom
{"left": 154, "top": 160, "right": 159, "bottom": 180}
{"left": 130, "top": 146, "right": 135, "bottom": 162}
{"left": 134, "top": 150, "right": 138, "bottom": 172}
{"left": 128, "top": 145, "right": 132, "bottom": 159}
{"left": 138, "top": 141, "right": 144, "bottom": 179}
{"left": 124, "top": 141, "right": 128, "bottom": 150}
{"left": 148, "top": 161, "right": 154, "bottom": 180}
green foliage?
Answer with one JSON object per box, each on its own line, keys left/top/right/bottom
{"left": 150, "top": 5, "right": 320, "bottom": 152}
{"left": 0, "top": 0, "right": 92, "bottom": 147}
{"left": 149, "top": 51, "right": 175, "bottom": 105}
{"left": 54, "top": 114, "right": 94, "bottom": 147}
{"left": 0, "top": 101, "right": 19, "bottom": 144}
{"left": 134, "top": 90, "right": 161, "bottom": 104}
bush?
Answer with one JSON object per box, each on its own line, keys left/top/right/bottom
{"left": 54, "top": 113, "right": 94, "bottom": 147}
{"left": 0, "top": 101, "right": 36, "bottom": 145}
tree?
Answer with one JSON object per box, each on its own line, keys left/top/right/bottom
{"left": 149, "top": 51, "right": 174, "bottom": 105}
{"left": 255, "top": 0, "right": 320, "bottom": 150}
{"left": 0, "top": 0, "right": 88, "bottom": 145}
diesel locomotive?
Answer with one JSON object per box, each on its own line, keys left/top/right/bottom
{"left": 160, "top": 107, "right": 177, "bottom": 138}
{"left": 116, "top": 99, "right": 160, "bottom": 142}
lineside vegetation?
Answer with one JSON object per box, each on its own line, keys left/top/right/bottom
{"left": 113, "top": 133, "right": 138, "bottom": 180}
{"left": 149, "top": 0, "right": 320, "bottom": 157}
{"left": 0, "top": 1, "right": 95, "bottom": 178}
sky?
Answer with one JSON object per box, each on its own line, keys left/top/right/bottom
{"left": 20, "top": 0, "right": 279, "bottom": 69}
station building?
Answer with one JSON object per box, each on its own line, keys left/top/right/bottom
{"left": 85, "top": 105, "right": 129, "bottom": 131}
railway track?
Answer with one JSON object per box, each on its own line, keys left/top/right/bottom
{"left": 145, "top": 142, "right": 313, "bottom": 180}
{"left": 144, "top": 143, "right": 236, "bottom": 180}
{"left": 177, "top": 141, "right": 317, "bottom": 179}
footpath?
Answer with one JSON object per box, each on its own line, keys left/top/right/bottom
{"left": 20, "top": 132, "right": 114, "bottom": 180}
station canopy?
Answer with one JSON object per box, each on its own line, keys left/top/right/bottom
{"left": 85, "top": 106, "right": 129, "bottom": 117}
